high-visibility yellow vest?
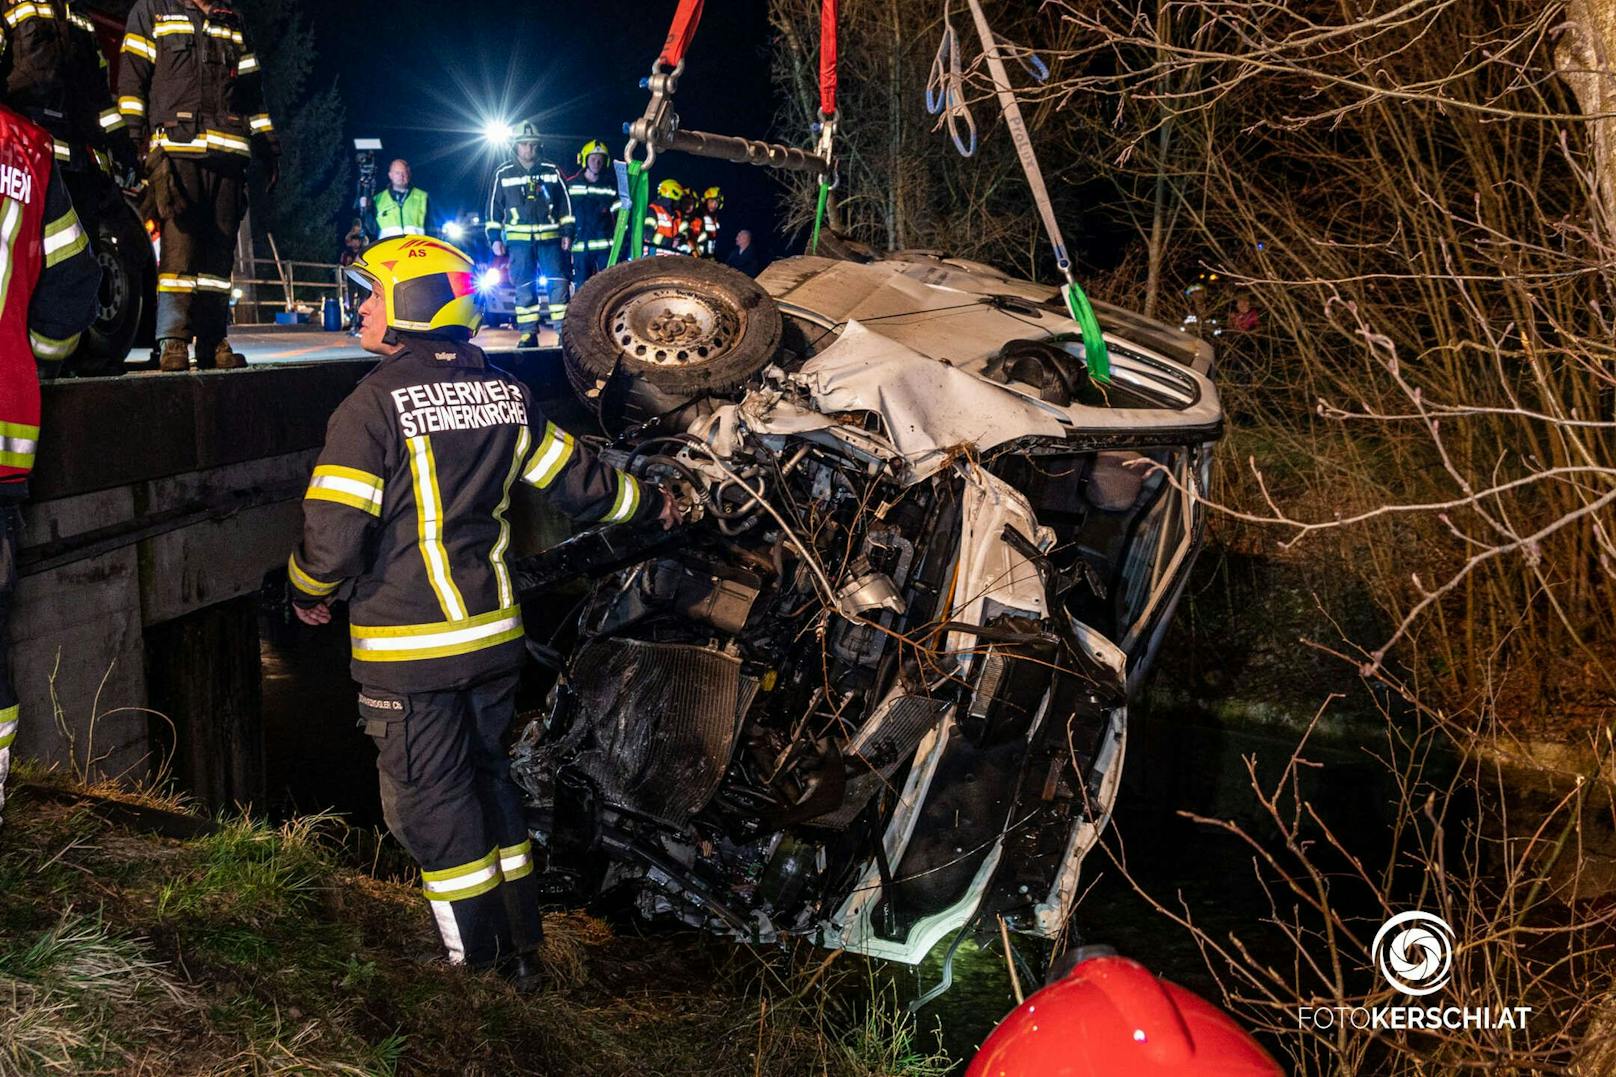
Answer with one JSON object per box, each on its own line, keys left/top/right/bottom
{"left": 373, "top": 187, "right": 428, "bottom": 239}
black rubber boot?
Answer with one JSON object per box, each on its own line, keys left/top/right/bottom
{"left": 497, "top": 949, "right": 545, "bottom": 995}
{"left": 158, "top": 339, "right": 190, "bottom": 372}
{"left": 517, "top": 332, "right": 539, "bottom": 349}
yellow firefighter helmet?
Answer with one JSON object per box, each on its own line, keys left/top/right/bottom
{"left": 656, "top": 178, "right": 686, "bottom": 200}
{"left": 702, "top": 186, "right": 723, "bottom": 207}
{"left": 578, "top": 139, "right": 611, "bottom": 167}
{"left": 345, "top": 236, "right": 482, "bottom": 340}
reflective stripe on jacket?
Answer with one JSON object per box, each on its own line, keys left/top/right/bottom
{"left": 289, "top": 338, "right": 660, "bottom": 692}
{"left": 117, "top": 0, "right": 276, "bottom": 161}
{"left": 565, "top": 172, "right": 620, "bottom": 247}
{"left": 643, "top": 199, "right": 681, "bottom": 256}
{"left": 485, "top": 160, "right": 572, "bottom": 246}
{"left": 3, "top": 2, "right": 130, "bottom": 166}
{"left": 697, "top": 211, "right": 720, "bottom": 258}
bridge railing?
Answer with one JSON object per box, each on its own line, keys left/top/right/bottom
{"left": 231, "top": 256, "right": 351, "bottom": 326}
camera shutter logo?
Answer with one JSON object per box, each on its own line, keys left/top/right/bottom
{"left": 1372, "top": 911, "right": 1455, "bottom": 996}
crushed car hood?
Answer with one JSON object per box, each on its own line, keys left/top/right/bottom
{"left": 757, "top": 255, "right": 1223, "bottom": 444}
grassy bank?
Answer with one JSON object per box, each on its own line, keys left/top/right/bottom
{"left": 0, "top": 768, "right": 951, "bottom": 1076}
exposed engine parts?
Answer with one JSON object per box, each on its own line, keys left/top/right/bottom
{"left": 507, "top": 251, "right": 1220, "bottom": 966}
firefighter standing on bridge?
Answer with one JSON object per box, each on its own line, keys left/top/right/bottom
{"left": 566, "top": 139, "right": 618, "bottom": 291}
{"left": 485, "top": 123, "right": 571, "bottom": 348}
{"left": 3, "top": 1, "right": 139, "bottom": 178}
{"left": 0, "top": 50, "right": 103, "bottom": 826}
{"left": 118, "top": 0, "right": 278, "bottom": 372}
{"left": 286, "top": 235, "right": 677, "bottom": 982}
{"left": 2, "top": 1, "right": 138, "bottom": 372}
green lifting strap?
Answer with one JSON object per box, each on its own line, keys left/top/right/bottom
{"left": 609, "top": 161, "right": 651, "bottom": 267}
{"left": 1062, "top": 279, "right": 1110, "bottom": 384}
{"left": 809, "top": 178, "right": 829, "bottom": 255}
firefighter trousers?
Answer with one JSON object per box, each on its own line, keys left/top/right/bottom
{"left": 360, "top": 671, "right": 541, "bottom": 968}
{"left": 571, "top": 242, "right": 612, "bottom": 290}
{"left": 151, "top": 155, "right": 246, "bottom": 355}
{"left": 508, "top": 239, "right": 569, "bottom": 332}
{"left": 0, "top": 504, "right": 19, "bottom": 829}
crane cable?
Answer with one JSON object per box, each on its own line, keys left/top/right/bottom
{"left": 810, "top": 0, "right": 839, "bottom": 254}
{"left": 944, "top": 0, "right": 1110, "bottom": 381}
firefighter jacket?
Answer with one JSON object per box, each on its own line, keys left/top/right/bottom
{"left": 697, "top": 211, "right": 720, "bottom": 258}
{"left": 485, "top": 159, "right": 572, "bottom": 247}
{"left": 0, "top": 105, "right": 101, "bottom": 496}
{"left": 565, "top": 169, "right": 620, "bottom": 253}
{"left": 288, "top": 337, "right": 662, "bottom": 692}
{"left": 370, "top": 186, "right": 430, "bottom": 240}
{"left": 117, "top": 0, "right": 277, "bottom": 162}
{"left": 644, "top": 198, "right": 681, "bottom": 255}
{"left": 2, "top": 2, "right": 132, "bottom": 169}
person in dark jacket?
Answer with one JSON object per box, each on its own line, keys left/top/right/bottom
{"left": 725, "top": 229, "right": 764, "bottom": 277}
{"left": 695, "top": 186, "right": 722, "bottom": 258}
{"left": 0, "top": 97, "right": 103, "bottom": 827}
{"left": 119, "top": 0, "right": 278, "bottom": 371}
{"left": 4, "top": 0, "right": 138, "bottom": 175}
{"left": 287, "top": 236, "right": 676, "bottom": 984}
{"left": 565, "top": 139, "right": 618, "bottom": 290}
{"left": 644, "top": 177, "right": 684, "bottom": 257}
{"left": 485, "top": 122, "right": 571, "bottom": 347}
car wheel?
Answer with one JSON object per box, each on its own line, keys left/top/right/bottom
{"left": 562, "top": 258, "right": 781, "bottom": 417}
{"left": 63, "top": 192, "right": 149, "bottom": 378}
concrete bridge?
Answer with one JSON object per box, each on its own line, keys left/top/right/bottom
{"left": 13, "top": 348, "right": 571, "bottom": 810}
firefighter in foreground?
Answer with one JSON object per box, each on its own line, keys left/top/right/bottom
{"left": 286, "top": 236, "right": 677, "bottom": 981}
{"left": 566, "top": 139, "right": 618, "bottom": 290}
{"left": 119, "top": 0, "right": 278, "bottom": 371}
{"left": 485, "top": 123, "right": 571, "bottom": 347}
{"left": 0, "top": 80, "right": 103, "bottom": 826}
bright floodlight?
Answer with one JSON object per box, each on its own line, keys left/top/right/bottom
{"left": 483, "top": 121, "right": 514, "bottom": 146}
{"left": 479, "top": 268, "right": 502, "bottom": 291}
{"left": 443, "top": 221, "right": 465, "bottom": 241}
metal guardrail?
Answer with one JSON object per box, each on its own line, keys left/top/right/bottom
{"left": 231, "top": 254, "right": 348, "bottom": 326}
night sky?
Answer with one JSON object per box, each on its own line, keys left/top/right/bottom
{"left": 310, "top": 1, "right": 783, "bottom": 257}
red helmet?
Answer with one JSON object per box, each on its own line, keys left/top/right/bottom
{"left": 967, "top": 954, "right": 1283, "bottom": 1077}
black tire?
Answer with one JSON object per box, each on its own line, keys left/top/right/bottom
{"left": 63, "top": 182, "right": 150, "bottom": 378}
{"left": 562, "top": 258, "right": 781, "bottom": 415}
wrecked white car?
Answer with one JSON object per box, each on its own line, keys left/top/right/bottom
{"left": 507, "top": 250, "right": 1220, "bottom": 970}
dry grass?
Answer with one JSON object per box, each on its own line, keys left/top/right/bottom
{"left": 0, "top": 773, "right": 952, "bottom": 1076}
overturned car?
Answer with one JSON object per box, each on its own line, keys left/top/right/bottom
{"left": 507, "top": 250, "right": 1220, "bottom": 967}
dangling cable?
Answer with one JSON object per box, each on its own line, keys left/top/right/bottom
{"left": 958, "top": 0, "right": 1110, "bottom": 381}
{"left": 810, "top": 0, "right": 839, "bottom": 253}
{"left": 926, "top": 7, "right": 977, "bottom": 157}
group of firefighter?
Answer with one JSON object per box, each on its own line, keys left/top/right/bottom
{"left": 481, "top": 124, "right": 727, "bottom": 347}
{"left": 366, "top": 122, "right": 731, "bottom": 349}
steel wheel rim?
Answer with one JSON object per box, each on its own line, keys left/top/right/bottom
{"left": 608, "top": 285, "right": 742, "bottom": 367}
